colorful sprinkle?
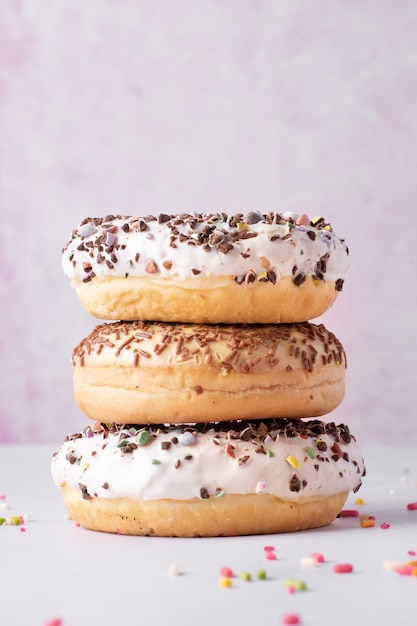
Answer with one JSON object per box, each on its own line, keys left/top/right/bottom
{"left": 406, "top": 501, "right": 417, "bottom": 511}
{"left": 43, "top": 619, "right": 63, "bottom": 626}
{"left": 257, "top": 569, "right": 267, "bottom": 580}
{"left": 286, "top": 455, "right": 299, "bottom": 469}
{"left": 334, "top": 563, "right": 354, "bottom": 574}
{"left": 220, "top": 567, "right": 234, "bottom": 578}
{"left": 218, "top": 576, "right": 232, "bottom": 588}
{"left": 256, "top": 481, "right": 268, "bottom": 494}
{"left": 305, "top": 446, "right": 315, "bottom": 459}
{"left": 238, "top": 571, "right": 251, "bottom": 581}
{"left": 361, "top": 519, "right": 376, "bottom": 528}
{"left": 311, "top": 552, "right": 325, "bottom": 563}
{"left": 300, "top": 556, "right": 317, "bottom": 567}
{"left": 355, "top": 497, "right": 364, "bottom": 505}
{"left": 339, "top": 509, "right": 359, "bottom": 518}
{"left": 281, "top": 613, "right": 301, "bottom": 625}
{"left": 380, "top": 522, "right": 390, "bottom": 529}
{"left": 285, "top": 578, "right": 306, "bottom": 591}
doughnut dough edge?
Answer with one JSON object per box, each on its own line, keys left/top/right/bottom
{"left": 60, "top": 488, "right": 349, "bottom": 537}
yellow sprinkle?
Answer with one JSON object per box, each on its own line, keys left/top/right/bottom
{"left": 286, "top": 455, "right": 299, "bottom": 469}
{"left": 311, "top": 216, "right": 322, "bottom": 224}
{"left": 237, "top": 222, "right": 247, "bottom": 230}
{"left": 81, "top": 462, "right": 90, "bottom": 472}
{"left": 218, "top": 576, "right": 232, "bottom": 588}
{"left": 324, "top": 225, "right": 331, "bottom": 231}
{"left": 355, "top": 497, "right": 364, "bottom": 505}
{"left": 258, "top": 271, "right": 268, "bottom": 281}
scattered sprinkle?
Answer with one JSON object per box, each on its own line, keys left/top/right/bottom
{"left": 380, "top": 522, "right": 390, "bottom": 529}
{"left": 407, "top": 501, "right": 417, "bottom": 511}
{"left": 300, "top": 556, "right": 318, "bottom": 567}
{"left": 361, "top": 519, "right": 376, "bottom": 528}
{"left": 218, "top": 576, "right": 232, "bottom": 588}
{"left": 238, "top": 571, "right": 251, "bottom": 581}
{"left": 257, "top": 569, "right": 267, "bottom": 580}
{"left": 355, "top": 497, "right": 364, "bottom": 505}
{"left": 383, "top": 560, "right": 406, "bottom": 572}
{"left": 168, "top": 563, "right": 180, "bottom": 576}
{"left": 281, "top": 613, "right": 301, "bottom": 625}
{"left": 43, "top": 619, "right": 63, "bottom": 626}
{"left": 339, "top": 509, "right": 359, "bottom": 518}
{"left": 334, "top": 563, "right": 354, "bottom": 574}
{"left": 285, "top": 578, "right": 306, "bottom": 591}
{"left": 311, "top": 552, "right": 325, "bottom": 563}
{"left": 220, "top": 567, "right": 234, "bottom": 578}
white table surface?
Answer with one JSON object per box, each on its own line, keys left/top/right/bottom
{"left": 1, "top": 443, "right": 417, "bottom": 626}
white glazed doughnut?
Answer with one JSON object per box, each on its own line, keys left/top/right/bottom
{"left": 62, "top": 212, "right": 350, "bottom": 323}
{"left": 72, "top": 320, "right": 347, "bottom": 424}
{"left": 51, "top": 418, "right": 366, "bottom": 537}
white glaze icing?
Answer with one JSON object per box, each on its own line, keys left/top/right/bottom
{"left": 51, "top": 421, "right": 365, "bottom": 502}
{"left": 62, "top": 213, "right": 350, "bottom": 285}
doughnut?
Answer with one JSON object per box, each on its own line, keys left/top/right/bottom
{"left": 51, "top": 418, "right": 366, "bottom": 537}
{"left": 62, "top": 212, "right": 350, "bottom": 323}
{"left": 72, "top": 320, "right": 347, "bottom": 424}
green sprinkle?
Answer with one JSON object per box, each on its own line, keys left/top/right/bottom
{"left": 136, "top": 430, "right": 152, "bottom": 445}
{"left": 266, "top": 450, "right": 275, "bottom": 458}
{"left": 300, "top": 249, "right": 304, "bottom": 255}
{"left": 239, "top": 572, "right": 251, "bottom": 581}
{"left": 257, "top": 569, "right": 267, "bottom": 580}
{"left": 116, "top": 439, "right": 129, "bottom": 448}
{"left": 11, "top": 516, "right": 21, "bottom": 526}
{"left": 0, "top": 518, "right": 6, "bottom": 525}
{"left": 305, "top": 446, "right": 315, "bottom": 459}
{"left": 285, "top": 578, "right": 306, "bottom": 591}
{"left": 151, "top": 459, "right": 161, "bottom": 465}
{"left": 215, "top": 490, "right": 226, "bottom": 498}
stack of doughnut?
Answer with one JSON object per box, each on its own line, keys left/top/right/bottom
{"left": 52, "top": 211, "right": 365, "bottom": 536}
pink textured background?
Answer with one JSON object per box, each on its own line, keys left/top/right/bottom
{"left": 1, "top": 1, "right": 416, "bottom": 444}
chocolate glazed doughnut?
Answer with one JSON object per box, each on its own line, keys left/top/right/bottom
{"left": 51, "top": 419, "right": 366, "bottom": 537}
{"left": 62, "top": 212, "right": 350, "bottom": 323}
{"left": 72, "top": 321, "right": 347, "bottom": 424}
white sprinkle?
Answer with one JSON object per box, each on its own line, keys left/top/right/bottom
{"left": 168, "top": 563, "right": 180, "bottom": 576}
{"left": 256, "top": 481, "right": 268, "bottom": 494}
{"left": 300, "top": 557, "right": 317, "bottom": 567}
{"left": 0, "top": 502, "right": 10, "bottom": 510}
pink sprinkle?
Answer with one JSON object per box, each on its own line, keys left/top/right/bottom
{"left": 334, "top": 563, "right": 353, "bottom": 574}
{"left": 75, "top": 522, "right": 81, "bottom": 527}
{"left": 281, "top": 613, "right": 301, "bottom": 625}
{"left": 380, "top": 522, "right": 390, "bottom": 529}
{"left": 20, "top": 527, "right": 26, "bottom": 533}
{"left": 339, "top": 509, "right": 359, "bottom": 518}
{"left": 220, "top": 567, "right": 234, "bottom": 578}
{"left": 286, "top": 585, "right": 296, "bottom": 594}
{"left": 43, "top": 619, "right": 63, "bottom": 626}
{"left": 396, "top": 565, "right": 414, "bottom": 576}
{"left": 368, "top": 515, "right": 376, "bottom": 521}
{"left": 265, "top": 551, "right": 277, "bottom": 560}
{"left": 408, "top": 550, "right": 416, "bottom": 556}
{"left": 264, "top": 545, "right": 275, "bottom": 552}
{"left": 0, "top": 495, "right": 5, "bottom": 500}
{"left": 406, "top": 502, "right": 417, "bottom": 511}
{"left": 311, "top": 552, "right": 325, "bottom": 563}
